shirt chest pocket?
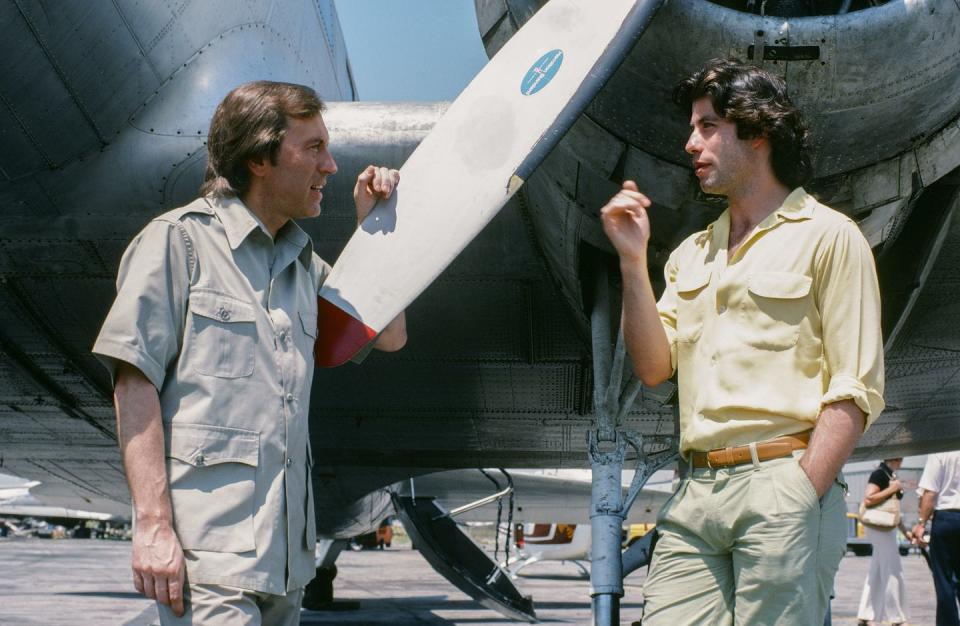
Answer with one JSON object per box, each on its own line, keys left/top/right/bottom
{"left": 298, "top": 308, "right": 318, "bottom": 341}
{"left": 188, "top": 290, "right": 257, "bottom": 378}
{"left": 165, "top": 423, "right": 259, "bottom": 553}
{"left": 676, "top": 271, "right": 711, "bottom": 343}
{"left": 742, "top": 272, "right": 812, "bottom": 350}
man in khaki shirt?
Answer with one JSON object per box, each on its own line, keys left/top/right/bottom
{"left": 93, "top": 81, "right": 406, "bottom": 624}
{"left": 600, "top": 59, "right": 884, "bottom": 624}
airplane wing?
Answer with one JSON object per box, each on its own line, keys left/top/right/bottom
{"left": 397, "top": 468, "right": 672, "bottom": 524}
{"left": 0, "top": 473, "right": 127, "bottom": 520}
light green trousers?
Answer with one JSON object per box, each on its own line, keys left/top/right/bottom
{"left": 641, "top": 454, "right": 846, "bottom": 626}
{"left": 157, "top": 583, "right": 304, "bottom": 626}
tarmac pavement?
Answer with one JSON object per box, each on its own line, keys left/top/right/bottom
{"left": 0, "top": 537, "right": 937, "bottom": 625}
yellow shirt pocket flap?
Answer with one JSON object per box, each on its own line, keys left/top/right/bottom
{"left": 676, "top": 271, "right": 710, "bottom": 295}
{"left": 165, "top": 422, "right": 259, "bottom": 468}
{"left": 189, "top": 290, "right": 256, "bottom": 323}
{"left": 747, "top": 272, "right": 812, "bottom": 300}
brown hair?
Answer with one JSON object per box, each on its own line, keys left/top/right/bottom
{"left": 200, "top": 81, "right": 325, "bottom": 198}
{"left": 673, "top": 58, "right": 812, "bottom": 189}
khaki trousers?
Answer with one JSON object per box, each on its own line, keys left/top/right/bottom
{"left": 157, "top": 583, "right": 303, "bottom": 626}
{"left": 642, "top": 453, "right": 847, "bottom": 626}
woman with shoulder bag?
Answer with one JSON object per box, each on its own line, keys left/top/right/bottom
{"left": 857, "top": 458, "right": 912, "bottom": 626}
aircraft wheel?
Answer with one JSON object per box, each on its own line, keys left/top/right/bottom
{"left": 302, "top": 565, "right": 337, "bottom": 610}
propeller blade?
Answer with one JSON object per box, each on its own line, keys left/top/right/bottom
{"left": 316, "top": 0, "right": 665, "bottom": 366}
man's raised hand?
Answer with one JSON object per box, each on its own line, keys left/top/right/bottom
{"left": 600, "top": 180, "right": 653, "bottom": 264}
{"left": 354, "top": 165, "right": 400, "bottom": 223}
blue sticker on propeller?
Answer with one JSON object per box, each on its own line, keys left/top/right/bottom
{"left": 521, "top": 49, "right": 564, "bottom": 96}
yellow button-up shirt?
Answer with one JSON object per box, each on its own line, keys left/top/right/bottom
{"left": 657, "top": 188, "right": 884, "bottom": 455}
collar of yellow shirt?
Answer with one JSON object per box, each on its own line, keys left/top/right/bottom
{"left": 706, "top": 187, "right": 815, "bottom": 261}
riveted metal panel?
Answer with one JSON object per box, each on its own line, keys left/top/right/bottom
{"left": 917, "top": 115, "right": 960, "bottom": 187}
{"left": 851, "top": 156, "right": 902, "bottom": 212}
{"left": 14, "top": 1, "right": 159, "bottom": 139}
{"left": 622, "top": 145, "right": 693, "bottom": 210}
{"left": 0, "top": 98, "right": 50, "bottom": 181}
{"left": 0, "top": 5, "right": 101, "bottom": 174}
{"left": 475, "top": 0, "right": 509, "bottom": 38}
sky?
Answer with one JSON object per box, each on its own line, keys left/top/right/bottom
{"left": 335, "top": 0, "right": 489, "bottom": 101}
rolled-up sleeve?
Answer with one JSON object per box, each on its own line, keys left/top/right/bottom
{"left": 815, "top": 219, "right": 885, "bottom": 428}
{"left": 92, "top": 219, "right": 192, "bottom": 390}
{"left": 918, "top": 455, "right": 945, "bottom": 493}
{"left": 656, "top": 252, "right": 680, "bottom": 373}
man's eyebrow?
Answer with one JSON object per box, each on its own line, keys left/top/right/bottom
{"left": 690, "top": 114, "right": 721, "bottom": 128}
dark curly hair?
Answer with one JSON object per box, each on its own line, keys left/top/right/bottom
{"left": 201, "top": 81, "right": 325, "bottom": 198}
{"left": 672, "top": 58, "right": 812, "bottom": 189}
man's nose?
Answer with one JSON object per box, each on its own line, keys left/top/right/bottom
{"left": 320, "top": 151, "right": 338, "bottom": 175}
{"left": 685, "top": 131, "right": 700, "bottom": 155}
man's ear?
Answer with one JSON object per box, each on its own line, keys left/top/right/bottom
{"left": 247, "top": 157, "right": 269, "bottom": 178}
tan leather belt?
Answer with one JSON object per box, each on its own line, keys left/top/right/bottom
{"left": 690, "top": 430, "right": 811, "bottom": 469}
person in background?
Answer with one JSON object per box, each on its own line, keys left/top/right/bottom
{"left": 913, "top": 451, "right": 960, "bottom": 626}
{"left": 857, "top": 458, "right": 909, "bottom": 626}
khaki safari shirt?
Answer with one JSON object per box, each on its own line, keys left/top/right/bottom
{"left": 657, "top": 188, "right": 884, "bottom": 456}
{"left": 93, "top": 196, "right": 329, "bottom": 594}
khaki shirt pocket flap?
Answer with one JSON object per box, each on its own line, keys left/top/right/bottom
{"left": 299, "top": 309, "right": 318, "bottom": 339}
{"left": 747, "top": 272, "right": 812, "bottom": 300}
{"left": 676, "top": 271, "right": 710, "bottom": 295}
{"left": 189, "top": 290, "right": 256, "bottom": 323}
{"left": 166, "top": 423, "right": 259, "bottom": 468}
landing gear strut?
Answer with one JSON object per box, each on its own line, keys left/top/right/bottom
{"left": 587, "top": 263, "right": 676, "bottom": 626}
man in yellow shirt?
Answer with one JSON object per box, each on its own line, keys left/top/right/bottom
{"left": 600, "top": 58, "right": 884, "bottom": 624}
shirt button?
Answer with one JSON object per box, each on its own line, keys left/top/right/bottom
{"left": 718, "top": 305, "right": 727, "bottom": 314}
{"left": 285, "top": 457, "right": 292, "bottom": 467}
{"left": 218, "top": 308, "right": 230, "bottom": 321}
{"left": 195, "top": 453, "right": 205, "bottom": 466}
{"left": 279, "top": 331, "right": 287, "bottom": 342}
{"left": 286, "top": 393, "right": 294, "bottom": 402}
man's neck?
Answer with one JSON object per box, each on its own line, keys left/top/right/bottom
{"left": 240, "top": 189, "right": 286, "bottom": 239}
{"left": 726, "top": 177, "right": 791, "bottom": 240}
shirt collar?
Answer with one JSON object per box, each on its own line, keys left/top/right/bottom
{"left": 206, "top": 195, "right": 264, "bottom": 249}
{"left": 775, "top": 187, "right": 815, "bottom": 222}
{"left": 705, "top": 186, "right": 813, "bottom": 247}
{"left": 205, "top": 195, "right": 313, "bottom": 267}
{"left": 279, "top": 220, "right": 314, "bottom": 269}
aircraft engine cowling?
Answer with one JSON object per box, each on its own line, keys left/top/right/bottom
{"left": 481, "top": 0, "right": 960, "bottom": 177}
